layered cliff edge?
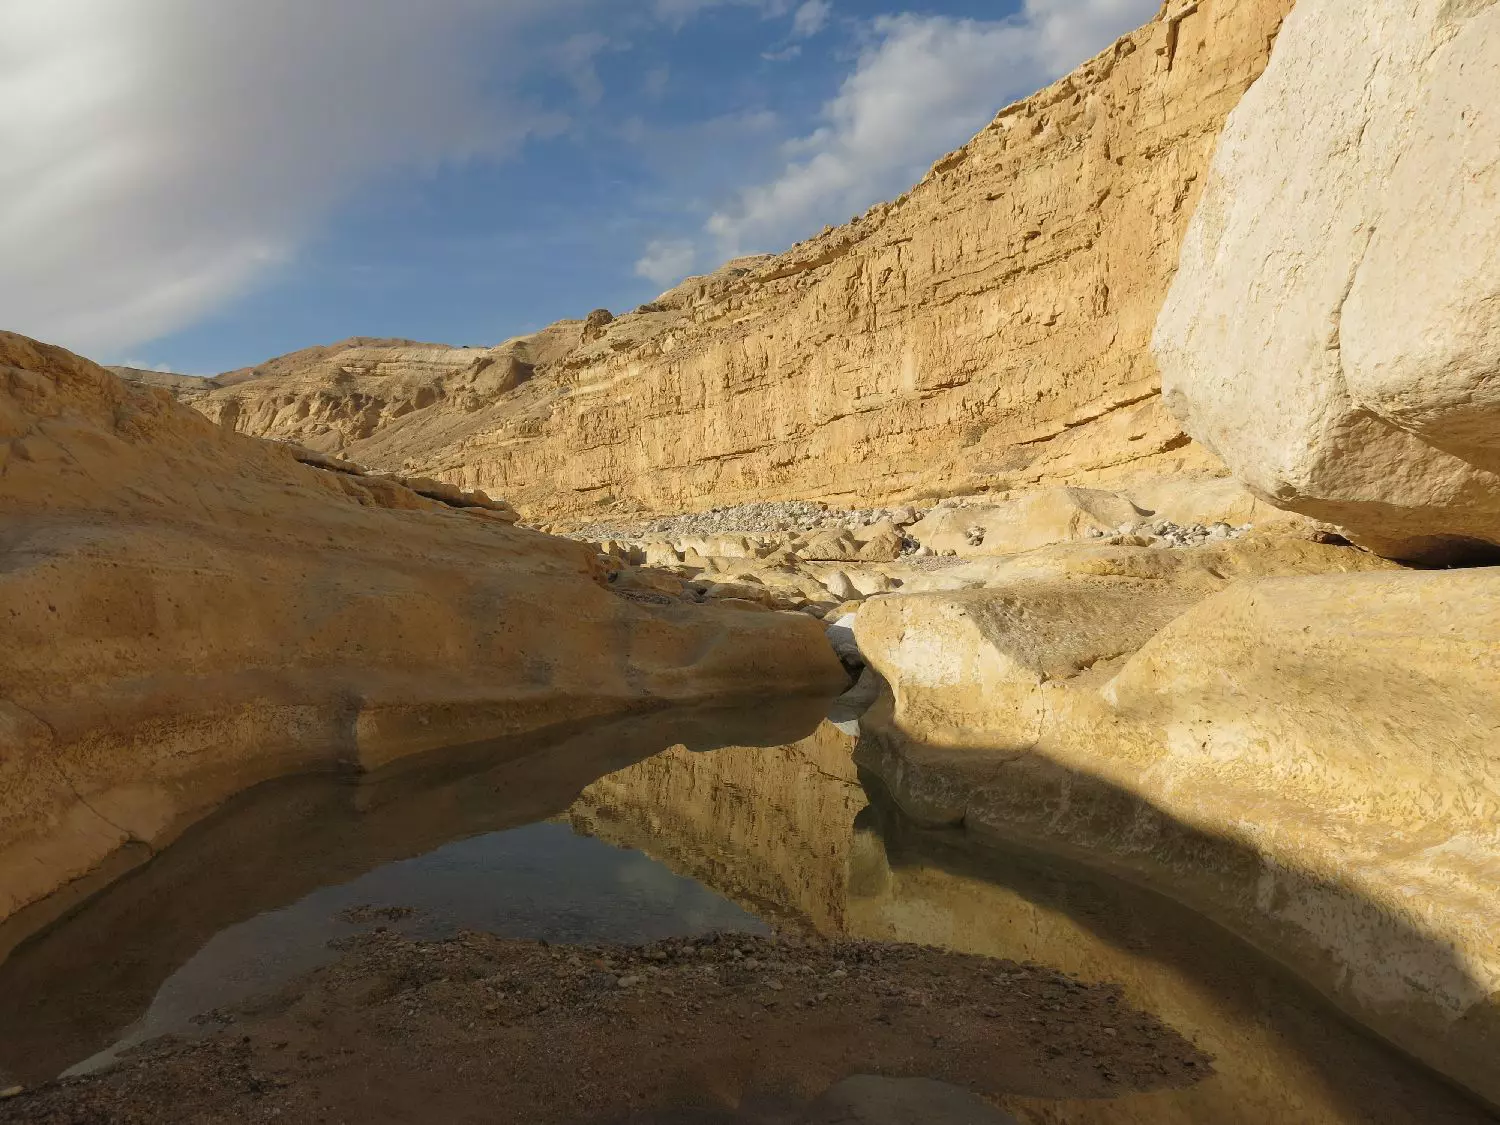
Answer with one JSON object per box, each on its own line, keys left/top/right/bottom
{"left": 123, "top": 0, "right": 1293, "bottom": 524}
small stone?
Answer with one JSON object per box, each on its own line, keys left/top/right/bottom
{"left": 617, "top": 975, "right": 641, "bottom": 988}
{"left": 764, "top": 979, "right": 783, "bottom": 991}
{"left": 0, "top": 1087, "right": 22, "bottom": 1099}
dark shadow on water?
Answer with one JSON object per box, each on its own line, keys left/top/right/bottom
{"left": 851, "top": 717, "right": 1500, "bottom": 1123}
{"left": 0, "top": 695, "right": 831, "bottom": 1085}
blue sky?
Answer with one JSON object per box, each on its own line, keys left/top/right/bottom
{"left": 1, "top": 0, "right": 1159, "bottom": 374}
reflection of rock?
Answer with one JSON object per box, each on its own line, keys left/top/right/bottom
{"left": 0, "top": 334, "right": 846, "bottom": 927}
{"left": 0, "top": 699, "right": 828, "bottom": 1086}
{"left": 844, "top": 808, "right": 1495, "bottom": 1125}
{"left": 569, "top": 722, "right": 865, "bottom": 934}
{"left": 1155, "top": 0, "right": 1500, "bottom": 563}
{"left": 555, "top": 712, "right": 1492, "bottom": 1124}
{"left": 853, "top": 552, "right": 1500, "bottom": 1105}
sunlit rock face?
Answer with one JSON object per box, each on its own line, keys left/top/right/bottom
{"left": 851, "top": 555, "right": 1500, "bottom": 1107}
{"left": 141, "top": 0, "right": 1294, "bottom": 522}
{"left": 1155, "top": 0, "right": 1500, "bottom": 563}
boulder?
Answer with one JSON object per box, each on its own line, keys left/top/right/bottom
{"left": 1154, "top": 0, "right": 1500, "bottom": 563}
{"left": 821, "top": 570, "right": 860, "bottom": 602}
{"left": 643, "top": 541, "right": 681, "bottom": 567}
{"left": 857, "top": 529, "right": 906, "bottom": 563}
{"left": 797, "top": 529, "right": 863, "bottom": 562}
{"left": 907, "top": 487, "right": 1146, "bottom": 558}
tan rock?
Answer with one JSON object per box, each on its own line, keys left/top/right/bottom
{"left": 609, "top": 567, "right": 687, "bottom": 599}
{"left": 907, "top": 487, "right": 1146, "bottom": 557}
{"left": 854, "top": 558, "right": 1500, "bottom": 1104}
{"left": 643, "top": 541, "right": 682, "bottom": 567}
{"left": 150, "top": 0, "right": 1292, "bottom": 520}
{"left": 821, "top": 570, "right": 860, "bottom": 602}
{"left": 797, "top": 530, "right": 863, "bottom": 562}
{"left": 704, "top": 580, "right": 776, "bottom": 607}
{"left": 0, "top": 332, "right": 847, "bottom": 927}
{"left": 708, "top": 598, "right": 774, "bottom": 614}
{"left": 1155, "top": 0, "right": 1500, "bottom": 563}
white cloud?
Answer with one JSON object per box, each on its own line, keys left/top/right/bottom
{"left": 634, "top": 239, "right": 699, "bottom": 286}
{"left": 0, "top": 0, "right": 594, "bottom": 356}
{"left": 652, "top": 0, "right": 792, "bottom": 31}
{"left": 643, "top": 66, "right": 672, "bottom": 100}
{"left": 555, "top": 31, "right": 612, "bottom": 106}
{"left": 702, "top": 0, "right": 1157, "bottom": 256}
{"left": 791, "top": 0, "right": 832, "bottom": 38}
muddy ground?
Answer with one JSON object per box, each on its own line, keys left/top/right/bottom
{"left": 0, "top": 931, "right": 1213, "bottom": 1124}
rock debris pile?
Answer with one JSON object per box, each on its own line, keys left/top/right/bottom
{"left": 570, "top": 500, "right": 921, "bottom": 544}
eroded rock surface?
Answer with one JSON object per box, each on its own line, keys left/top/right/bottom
{"left": 1155, "top": 0, "right": 1500, "bottom": 563}
{"left": 0, "top": 333, "right": 846, "bottom": 927}
{"left": 853, "top": 555, "right": 1500, "bottom": 1105}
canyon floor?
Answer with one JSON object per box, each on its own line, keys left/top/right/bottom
{"left": 2, "top": 932, "right": 1206, "bottom": 1125}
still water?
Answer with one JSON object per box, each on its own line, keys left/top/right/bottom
{"left": 0, "top": 700, "right": 1493, "bottom": 1123}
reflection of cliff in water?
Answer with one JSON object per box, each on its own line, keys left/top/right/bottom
{"left": 569, "top": 721, "right": 866, "bottom": 935}
{"left": 0, "top": 699, "right": 830, "bottom": 1087}
{"left": 571, "top": 721, "right": 1496, "bottom": 1125}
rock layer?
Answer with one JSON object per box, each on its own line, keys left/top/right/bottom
{"left": 1154, "top": 0, "right": 1500, "bottom": 562}
{"left": 0, "top": 332, "right": 846, "bottom": 927}
{"left": 143, "top": 0, "right": 1292, "bottom": 522}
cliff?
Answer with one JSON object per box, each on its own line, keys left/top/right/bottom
{"left": 143, "top": 0, "right": 1293, "bottom": 523}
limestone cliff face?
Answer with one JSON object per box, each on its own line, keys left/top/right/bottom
{"left": 157, "top": 0, "right": 1291, "bottom": 521}
{"left": 1154, "top": 0, "right": 1500, "bottom": 563}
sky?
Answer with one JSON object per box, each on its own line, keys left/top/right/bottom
{"left": 0, "top": 0, "right": 1160, "bottom": 374}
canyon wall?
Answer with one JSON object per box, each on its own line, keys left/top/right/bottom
{"left": 159, "top": 0, "right": 1293, "bottom": 522}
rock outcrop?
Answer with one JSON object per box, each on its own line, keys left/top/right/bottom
{"left": 852, "top": 551, "right": 1500, "bottom": 1105}
{"left": 136, "top": 0, "right": 1292, "bottom": 522}
{"left": 0, "top": 332, "right": 846, "bottom": 928}
{"left": 1154, "top": 0, "right": 1500, "bottom": 563}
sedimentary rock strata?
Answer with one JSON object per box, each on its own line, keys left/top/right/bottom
{"left": 1154, "top": 0, "right": 1500, "bottom": 563}
{"left": 137, "top": 0, "right": 1292, "bottom": 522}
{"left": 0, "top": 332, "right": 846, "bottom": 928}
